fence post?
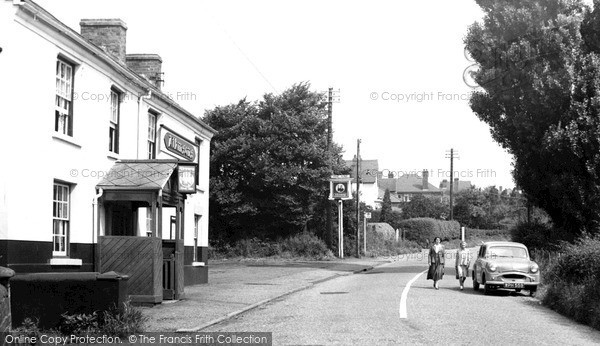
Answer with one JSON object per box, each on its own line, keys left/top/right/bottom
{"left": 0, "top": 266, "right": 15, "bottom": 332}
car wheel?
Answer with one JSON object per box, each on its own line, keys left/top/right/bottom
{"left": 483, "top": 275, "right": 492, "bottom": 295}
{"left": 472, "top": 270, "right": 479, "bottom": 291}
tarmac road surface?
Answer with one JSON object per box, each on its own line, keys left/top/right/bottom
{"left": 201, "top": 252, "right": 600, "bottom": 345}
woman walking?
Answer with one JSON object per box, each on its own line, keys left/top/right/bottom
{"left": 427, "top": 237, "right": 445, "bottom": 289}
{"left": 455, "top": 241, "right": 471, "bottom": 290}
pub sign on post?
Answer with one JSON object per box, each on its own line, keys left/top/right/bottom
{"left": 329, "top": 175, "right": 353, "bottom": 200}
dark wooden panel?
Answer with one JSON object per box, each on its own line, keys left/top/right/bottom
{"left": 99, "top": 236, "right": 161, "bottom": 301}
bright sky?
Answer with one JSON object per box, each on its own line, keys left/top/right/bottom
{"left": 36, "top": 0, "right": 516, "bottom": 189}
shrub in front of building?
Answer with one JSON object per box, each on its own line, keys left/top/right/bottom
{"left": 12, "top": 300, "right": 146, "bottom": 337}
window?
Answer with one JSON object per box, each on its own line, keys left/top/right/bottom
{"left": 55, "top": 59, "right": 74, "bottom": 136}
{"left": 148, "top": 112, "right": 157, "bottom": 159}
{"left": 52, "top": 183, "right": 70, "bottom": 256}
{"left": 195, "top": 138, "right": 201, "bottom": 186}
{"left": 109, "top": 89, "right": 120, "bottom": 153}
{"left": 194, "top": 215, "right": 201, "bottom": 261}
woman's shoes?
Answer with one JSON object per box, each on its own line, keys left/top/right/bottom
{"left": 460, "top": 285, "right": 464, "bottom": 290}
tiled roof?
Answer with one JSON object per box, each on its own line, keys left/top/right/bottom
{"left": 96, "top": 160, "right": 177, "bottom": 190}
{"left": 378, "top": 178, "right": 397, "bottom": 192}
{"left": 378, "top": 174, "right": 441, "bottom": 193}
{"left": 439, "top": 180, "right": 473, "bottom": 192}
{"left": 345, "top": 159, "right": 379, "bottom": 184}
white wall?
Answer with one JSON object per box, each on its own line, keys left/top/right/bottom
{"left": 0, "top": 2, "right": 212, "bottom": 259}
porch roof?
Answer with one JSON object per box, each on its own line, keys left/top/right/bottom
{"left": 96, "top": 160, "right": 177, "bottom": 191}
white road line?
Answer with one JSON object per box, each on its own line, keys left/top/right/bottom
{"left": 399, "top": 269, "right": 428, "bottom": 319}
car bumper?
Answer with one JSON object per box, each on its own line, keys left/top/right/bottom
{"left": 484, "top": 271, "right": 540, "bottom": 290}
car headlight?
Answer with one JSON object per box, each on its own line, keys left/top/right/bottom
{"left": 487, "top": 263, "right": 497, "bottom": 272}
{"left": 530, "top": 262, "right": 539, "bottom": 273}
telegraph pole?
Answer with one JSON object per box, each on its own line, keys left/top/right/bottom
{"left": 356, "top": 139, "right": 361, "bottom": 258}
{"left": 326, "top": 88, "right": 333, "bottom": 249}
{"left": 325, "top": 88, "right": 339, "bottom": 250}
{"left": 445, "top": 148, "right": 459, "bottom": 220}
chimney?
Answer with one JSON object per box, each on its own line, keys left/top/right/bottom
{"left": 80, "top": 19, "right": 127, "bottom": 63}
{"left": 126, "top": 54, "right": 163, "bottom": 89}
{"left": 439, "top": 179, "right": 448, "bottom": 189}
{"left": 422, "top": 169, "right": 429, "bottom": 190}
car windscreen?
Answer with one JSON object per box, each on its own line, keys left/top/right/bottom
{"left": 486, "top": 246, "right": 528, "bottom": 259}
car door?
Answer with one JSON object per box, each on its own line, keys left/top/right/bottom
{"left": 474, "top": 245, "right": 486, "bottom": 280}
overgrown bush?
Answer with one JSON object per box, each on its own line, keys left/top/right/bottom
{"left": 541, "top": 236, "right": 600, "bottom": 330}
{"left": 102, "top": 300, "right": 147, "bottom": 337}
{"left": 397, "top": 218, "right": 460, "bottom": 244}
{"left": 209, "top": 232, "right": 331, "bottom": 260}
{"left": 364, "top": 226, "right": 421, "bottom": 257}
{"left": 281, "top": 232, "right": 329, "bottom": 258}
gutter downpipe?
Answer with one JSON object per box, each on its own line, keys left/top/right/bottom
{"left": 138, "top": 89, "right": 152, "bottom": 158}
{"left": 92, "top": 188, "right": 103, "bottom": 272}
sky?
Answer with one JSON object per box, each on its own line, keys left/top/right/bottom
{"left": 36, "top": 0, "right": 516, "bottom": 189}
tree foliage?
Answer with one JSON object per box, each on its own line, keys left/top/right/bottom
{"left": 401, "top": 195, "right": 447, "bottom": 220}
{"left": 453, "top": 186, "right": 531, "bottom": 229}
{"left": 465, "top": 0, "right": 600, "bottom": 236}
{"left": 204, "top": 83, "right": 347, "bottom": 242}
{"left": 379, "top": 189, "right": 393, "bottom": 223}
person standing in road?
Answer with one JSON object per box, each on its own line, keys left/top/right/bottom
{"left": 455, "top": 241, "right": 471, "bottom": 290}
{"left": 427, "top": 237, "right": 445, "bottom": 289}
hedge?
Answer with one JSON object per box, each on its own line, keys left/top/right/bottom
{"left": 542, "top": 236, "right": 600, "bottom": 330}
{"left": 397, "top": 218, "right": 460, "bottom": 244}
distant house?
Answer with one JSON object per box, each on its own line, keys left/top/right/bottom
{"left": 439, "top": 178, "right": 473, "bottom": 195}
{"left": 345, "top": 156, "right": 379, "bottom": 208}
{"left": 376, "top": 170, "right": 443, "bottom": 208}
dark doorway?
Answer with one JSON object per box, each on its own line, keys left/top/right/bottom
{"left": 105, "top": 201, "right": 137, "bottom": 236}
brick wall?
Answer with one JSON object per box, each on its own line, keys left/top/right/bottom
{"left": 0, "top": 267, "right": 15, "bottom": 332}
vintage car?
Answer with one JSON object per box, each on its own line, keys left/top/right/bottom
{"left": 472, "top": 241, "right": 540, "bottom": 296}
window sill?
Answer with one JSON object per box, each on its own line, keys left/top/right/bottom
{"left": 50, "top": 257, "right": 83, "bottom": 266}
{"left": 192, "top": 262, "right": 205, "bottom": 267}
{"left": 52, "top": 133, "right": 82, "bottom": 148}
{"left": 107, "top": 152, "right": 120, "bottom": 160}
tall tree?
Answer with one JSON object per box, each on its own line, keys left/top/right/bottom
{"left": 465, "top": 0, "right": 600, "bottom": 236}
{"left": 379, "top": 189, "right": 393, "bottom": 223}
{"left": 205, "top": 83, "right": 347, "bottom": 242}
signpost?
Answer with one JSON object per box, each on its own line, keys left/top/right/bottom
{"left": 363, "top": 212, "right": 371, "bottom": 254}
{"left": 329, "top": 175, "right": 353, "bottom": 258}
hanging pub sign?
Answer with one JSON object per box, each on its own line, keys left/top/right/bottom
{"left": 178, "top": 163, "right": 197, "bottom": 193}
{"left": 329, "top": 175, "right": 353, "bottom": 200}
{"left": 162, "top": 127, "right": 196, "bottom": 161}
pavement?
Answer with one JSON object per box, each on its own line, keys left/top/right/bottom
{"left": 140, "top": 257, "right": 390, "bottom": 332}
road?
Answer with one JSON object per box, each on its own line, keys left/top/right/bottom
{"left": 203, "top": 250, "right": 600, "bottom": 345}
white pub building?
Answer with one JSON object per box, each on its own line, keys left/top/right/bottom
{"left": 0, "top": 0, "right": 216, "bottom": 302}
